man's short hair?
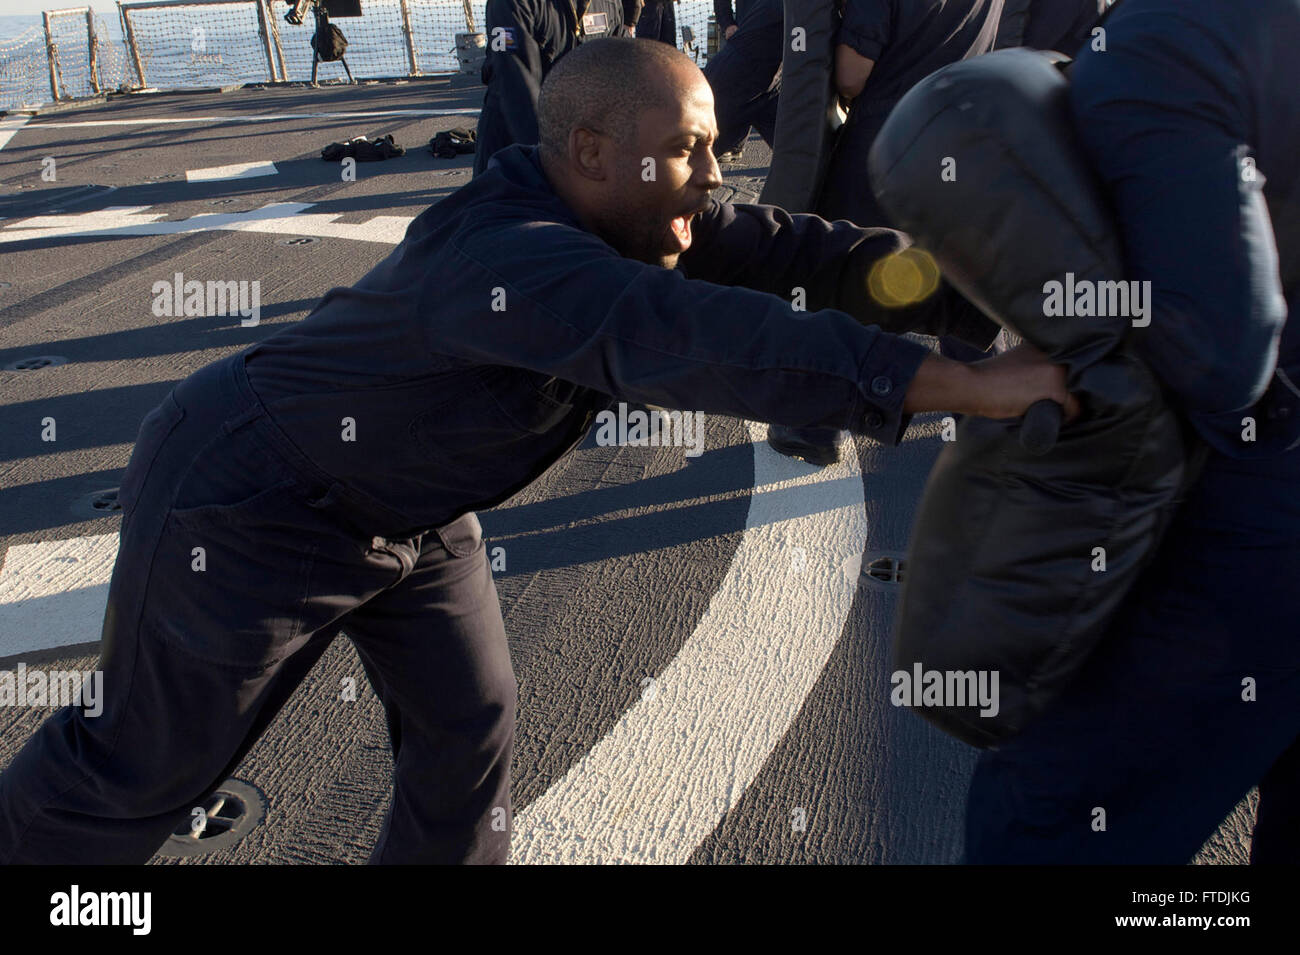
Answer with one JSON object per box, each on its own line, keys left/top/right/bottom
{"left": 537, "top": 38, "right": 696, "bottom": 161}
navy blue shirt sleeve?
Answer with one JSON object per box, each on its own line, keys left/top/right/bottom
{"left": 1069, "top": 12, "right": 1289, "bottom": 430}
{"left": 681, "top": 198, "right": 1000, "bottom": 346}
{"left": 484, "top": 0, "right": 546, "bottom": 147}
{"left": 838, "top": 0, "right": 892, "bottom": 60}
{"left": 436, "top": 207, "right": 933, "bottom": 444}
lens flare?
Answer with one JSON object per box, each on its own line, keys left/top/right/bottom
{"left": 867, "top": 247, "right": 941, "bottom": 307}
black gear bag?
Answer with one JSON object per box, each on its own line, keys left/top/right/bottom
{"left": 868, "top": 48, "right": 1203, "bottom": 748}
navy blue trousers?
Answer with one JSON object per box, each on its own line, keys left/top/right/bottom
{"left": 472, "top": 88, "right": 513, "bottom": 178}
{"left": 703, "top": 23, "right": 783, "bottom": 155}
{"left": 817, "top": 104, "right": 893, "bottom": 227}
{"left": 636, "top": 0, "right": 677, "bottom": 45}
{"left": 965, "top": 446, "right": 1300, "bottom": 863}
{"left": 0, "top": 354, "right": 515, "bottom": 864}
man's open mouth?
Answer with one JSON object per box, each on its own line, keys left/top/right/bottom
{"left": 665, "top": 204, "right": 708, "bottom": 254}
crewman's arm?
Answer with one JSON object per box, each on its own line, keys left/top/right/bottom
{"left": 994, "top": 0, "right": 1033, "bottom": 50}
{"left": 835, "top": 0, "right": 887, "bottom": 98}
{"left": 714, "top": 0, "right": 737, "bottom": 33}
{"left": 679, "top": 198, "right": 1001, "bottom": 348}
{"left": 438, "top": 217, "right": 1061, "bottom": 443}
{"left": 484, "top": 0, "right": 548, "bottom": 147}
{"left": 442, "top": 216, "right": 922, "bottom": 441}
{"left": 1070, "top": 12, "right": 1288, "bottom": 437}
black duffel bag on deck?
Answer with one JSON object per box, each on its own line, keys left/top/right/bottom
{"left": 867, "top": 48, "right": 1204, "bottom": 748}
{"left": 312, "top": 19, "right": 348, "bottom": 62}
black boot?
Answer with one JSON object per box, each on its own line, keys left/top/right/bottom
{"left": 766, "top": 424, "right": 843, "bottom": 466}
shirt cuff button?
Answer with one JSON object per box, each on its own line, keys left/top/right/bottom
{"left": 865, "top": 412, "right": 884, "bottom": 429}
{"left": 870, "top": 376, "right": 893, "bottom": 396}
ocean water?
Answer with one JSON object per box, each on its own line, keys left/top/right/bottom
{"left": 1, "top": 12, "right": 124, "bottom": 45}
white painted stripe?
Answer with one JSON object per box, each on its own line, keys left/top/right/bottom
{"left": 0, "top": 115, "right": 30, "bottom": 152}
{"left": 30, "top": 108, "right": 481, "bottom": 129}
{"left": 0, "top": 534, "right": 118, "bottom": 658}
{"left": 0, "top": 201, "right": 413, "bottom": 246}
{"left": 186, "top": 160, "right": 278, "bottom": 182}
{"left": 511, "top": 422, "right": 866, "bottom": 864}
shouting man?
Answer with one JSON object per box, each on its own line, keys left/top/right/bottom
{"left": 0, "top": 38, "right": 1071, "bottom": 865}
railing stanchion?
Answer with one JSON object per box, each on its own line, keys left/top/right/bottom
{"left": 254, "top": 0, "right": 278, "bottom": 81}
{"left": 120, "top": 3, "right": 148, "bottom": 89}
{"left": 85, "top": 8, "right": 101, "bottom": 93}
{"left": 399, "top": 0, "right": 419, "bottom": 75}
{"left": 265, "top": 0, "right": 287, "bottom": 82}
{"left": 42, "top": 11, "right": 63, "bottom": 102}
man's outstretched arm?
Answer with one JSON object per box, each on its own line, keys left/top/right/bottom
{"left": 679, "top": 198, "right": 1002, "bottom": 349}
{"left": 436, "top": 216, "right": 1071, "bottom": 442}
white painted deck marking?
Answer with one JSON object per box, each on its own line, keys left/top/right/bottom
{"left": 0, "top": 115, "right": 30, "bottom": 152}
{"left": 511, "top": 423, "right": 867, "bottom": 864}
{"left": 186, "top": 160, "right": 279, "bottom": 182}
{"left": 30, "top": 109, "right": 481, "bottom": 129}
{"left": 0, "top": 202, "right": 412, "bottom": 246}
{"left": 0, "top": 534, "right": 119, "bottom": 658}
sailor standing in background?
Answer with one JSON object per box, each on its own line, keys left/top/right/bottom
{"left": 703, "top": 0, "right": 784, "bottom": 163}
{"left": 815, "top": 0, "right": 1004, "bottom": 229}
{"left": 768, "top": 0, "right": 1005, "bottom": 466}
{"left": 473, "top": 0, "right": 643, "bottom": 175}
{"left": 636, "top": 0, "right": 678, "bottom": 45}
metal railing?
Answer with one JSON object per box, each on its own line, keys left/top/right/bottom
{"left": 2, "top": 0, "right": 722, "bottom": 110}
{"left": 1, "top": 7, "right": 135, "bottom": 108}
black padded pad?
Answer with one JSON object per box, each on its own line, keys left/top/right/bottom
{"left": 865, "top": 48, "right": 1197, "bottom": 747}
{"left": 869, "top": 47, "right": 1123, "bottom": 367}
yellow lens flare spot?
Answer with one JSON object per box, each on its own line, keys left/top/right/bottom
{"left": 867, "top": 247, "right": 941, "bottom": 307}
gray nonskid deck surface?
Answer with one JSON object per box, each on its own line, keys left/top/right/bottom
{"left": 0, "top": 80, "right": 1254, "bottom": 864}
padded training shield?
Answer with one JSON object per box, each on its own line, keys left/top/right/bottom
{"left": 758, "top": 0, "right": 840, "bottom": 212}
{"left": 868, "top": 48, "right": 1196, "bottom": 748}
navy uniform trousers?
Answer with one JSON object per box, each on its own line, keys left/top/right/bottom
{"left": 0, "top": 355, "right": 515, "bottom": 864}
{"left": 966, "top": 446, "right": 1300, "bottom": 863}
{"left": 703, "top": 23, "right": 783, "bottom": 155}
{"left": 635, "top": 0, "right": 677, "bottom": 44}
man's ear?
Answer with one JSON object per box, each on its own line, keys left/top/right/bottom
{"left": 570, "top": 127, "right": 609, "bottom": 182}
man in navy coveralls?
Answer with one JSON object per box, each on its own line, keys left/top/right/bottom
{"left": 0, "top": 38, "right": 1071, "bottom": 865}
